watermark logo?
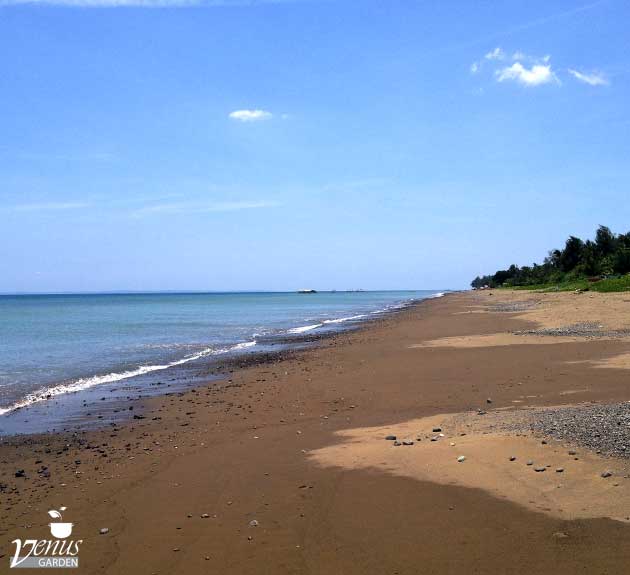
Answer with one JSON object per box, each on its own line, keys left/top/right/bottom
{"left": 10, "top": 507, "right": 83, "bottom": 569}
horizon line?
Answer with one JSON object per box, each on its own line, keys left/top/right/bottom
{"left": 0, "top": 288, "right": 448, "bottom": 296}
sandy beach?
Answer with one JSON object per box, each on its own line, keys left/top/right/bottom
{"left": 3, "top": 290, "right": 630, "bottom": 573}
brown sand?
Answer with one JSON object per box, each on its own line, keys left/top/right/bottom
{"left": 410, "top": 332, "right": 586, "bottom": 348}
{"left": 310, "top": 410, "right": 630, "bottom": 522}
{"left": 2, "top": 290, "right": 630, "bottom": 573}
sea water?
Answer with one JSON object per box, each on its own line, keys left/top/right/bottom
{"left": 0, "top": 290, "right": 443, "bottom": 433}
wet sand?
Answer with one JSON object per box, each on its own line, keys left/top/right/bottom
{"left": 2, "top": 290, "right": 630, "bottom": 573}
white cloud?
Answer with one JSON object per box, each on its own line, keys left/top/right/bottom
{"left": 484, "top": 47, "right": 505, "bottom": 61}
{"left": 496, "top": 62, "right": 559, "bottom": 86}
{"left": 568, "top": 68, "right": 609, "bottom": 86}
{"left": 472, "top": 48, "right": 561, "bottom": 86}
{"left": 12, "top": 202, "right": 90, "bottom": 211}
{"left": 228, "top": 109, "right": 272, "bottom": 122}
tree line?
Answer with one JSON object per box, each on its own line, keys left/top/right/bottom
{"left": 471, "top": 226, "right": 630, "bottom": 289}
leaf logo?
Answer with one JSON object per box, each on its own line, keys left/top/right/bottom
{"left": 48, "top": 507, "right": 73, "bottom": 539}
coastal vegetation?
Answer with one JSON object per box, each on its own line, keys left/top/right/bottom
{"left": 471, "top": 225, "right": 630, "bottom": 291}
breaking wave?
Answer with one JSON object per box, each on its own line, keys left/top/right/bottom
{"left": 0, "top": 340, "right": 257, "bottom": 416}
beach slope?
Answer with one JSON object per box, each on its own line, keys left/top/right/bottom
{"left": 3, "top": 290, "right": 630, "bottom": 573}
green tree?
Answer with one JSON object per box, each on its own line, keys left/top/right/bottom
{"left": 559, "top": 236, "right": 584, "bottom": 272}
{"left": 471, "top": 225, "right": 630, "bottom": 288}
{"left": 595, "top": 225, "right": 616, "bottom": 257}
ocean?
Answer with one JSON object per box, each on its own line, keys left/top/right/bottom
{"left": 0, "top": 290, "right": 442, "bottom": 434}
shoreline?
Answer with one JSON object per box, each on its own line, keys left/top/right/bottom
{"left": 0, "top": 294, "right": 439, "bottom": 436}
{"left": 3, "top": 290, "right": 630, "bottom": 573}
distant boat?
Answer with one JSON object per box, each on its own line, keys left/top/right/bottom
{"left": 297, "top": 289, "right": 317, "bottom": 294}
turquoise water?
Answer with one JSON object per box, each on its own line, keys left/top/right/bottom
{"left": 0, "top": 290, "right": 442, "bottom": 430}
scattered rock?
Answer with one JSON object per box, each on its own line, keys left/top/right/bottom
{"left": 534, "top": 466, "right": 547, "bottom": 472}
{"left": 552, "top": 531, "right": 569, "bottom": 540}
{"left": 556, "top": 468, "right": 564, "bottom": 473}
{"left": 457, "top": 455, "right": 466, "bottom": 463}
{"left": 385, "top": 435, "right": 396, "bottom": 441}
{"left": 601, "top": 471, "right": 613, "bottom": 478}
{"left": 432, "top": 427, "right": 442, "bottom": 433}
{"left": 526, "top": 460, "right": 534, "bottom": 466}
{"left": 99, "top": 528, "right": 109, "bottom": 535}
{"left": 529, "top": 402, "right": 630, "bottom": 459}
{"left": 509, "top": 456, "right": 517, "bottom": 461}
{"left": 515, "top": 323, "right": 630, "bottom": 339}
{"left": 402, "top": 440, "right": 414, "bottom": 446}
{"left": 249, "top": 519, "right": 259, "bottom": 527}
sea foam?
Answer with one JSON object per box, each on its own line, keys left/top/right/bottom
{"left": 0, "top": 340, "right": 257, "bottom": 416}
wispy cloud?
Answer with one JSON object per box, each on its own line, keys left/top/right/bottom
{"left": 0, "top": 0, "right": 310, "bottom": 6}
{"left": 496, "top": 61, "right": 559, "bottom": 86}
{"left": 322, "top": 178, "right": 389, "bottom": 193}
{"left": 1, "top": 0, "right": 196, "bottom": 5}
{"left": 135, "top": 200, "right": 280, "bottom": 215}
{"left": 17, "top": 151, "right": 115, "bottom": 161}
{"left": 440, "top": 0, "right": 606, "bottom": 66}
{"left": 467, "top": 1, "right": 608, "bottom": 51}
{"left": 11, "top": 202, "right": 90, "bottom": 212}
{"left": 471, "top": 47, "right": 559, "bottom": 86}
{"left": 470, "top": 46, "right": 557, "bottom": 80}
{"left": 484, "top": 47, "right": 505, "bottom": 61}
{"left": 470, "top": 46, "right": 505, "bottom": 74}
{"left": 568, "top": 68, "right": 609, "bottom": 86}
{"left": 473, "top": 45, "right": 609, "bottom": 89}
{"left": 228, "top": 109, "right": 273, "bottom": 122}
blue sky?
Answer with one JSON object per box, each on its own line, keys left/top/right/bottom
{"left": 1, "top": 0, "right": 629, "bottom": 292}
